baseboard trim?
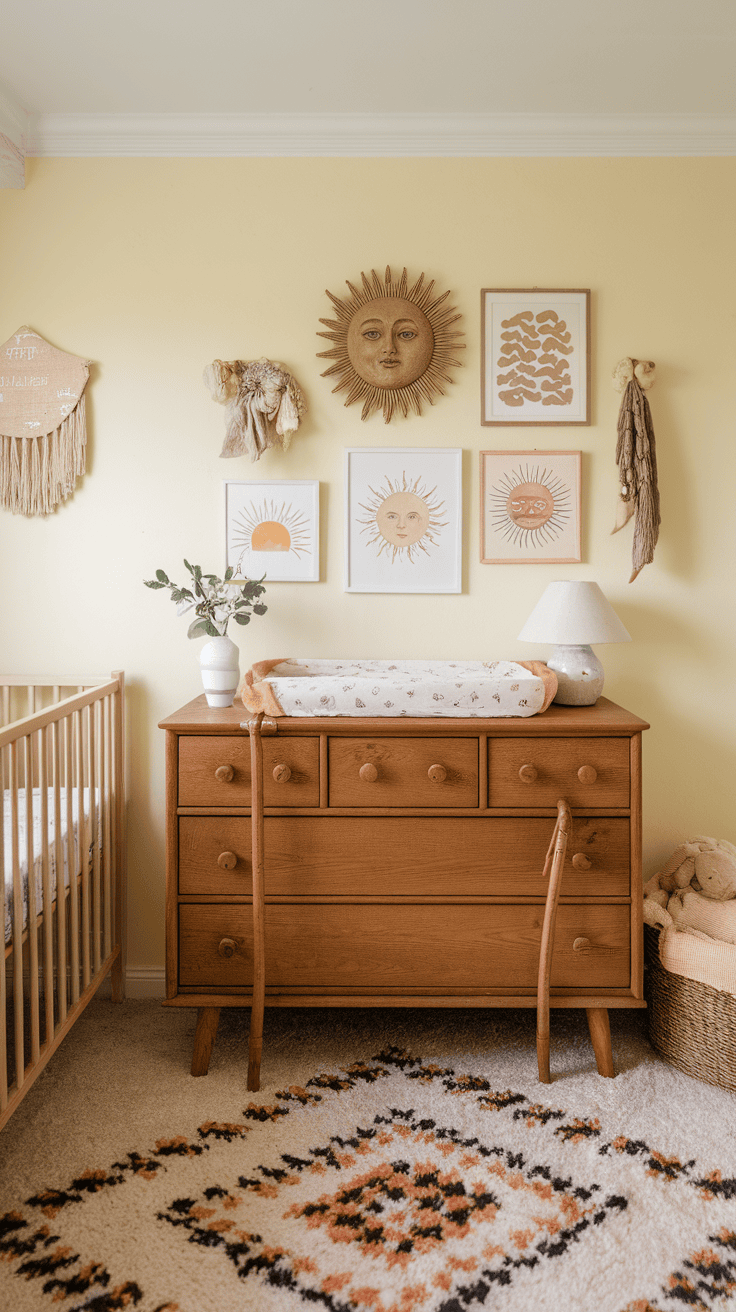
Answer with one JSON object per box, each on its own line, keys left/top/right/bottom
{"left": 98, "top": 966, "right": 167, "bottom": 1000}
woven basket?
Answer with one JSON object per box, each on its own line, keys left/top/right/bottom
{"left": 644, "top": 924, "right": 736, "bottom": 1091}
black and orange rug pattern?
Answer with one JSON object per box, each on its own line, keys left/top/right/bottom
{"left": 1, "top": 1046, "right": 735, "bottom": 1311}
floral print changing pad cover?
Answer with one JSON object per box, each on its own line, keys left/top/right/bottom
{"left": 239, "top": 658, "right": 557, "bottom": 718}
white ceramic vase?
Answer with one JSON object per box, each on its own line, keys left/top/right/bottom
{"left": 199, "top": 634, "right": 240, "bottom": 708}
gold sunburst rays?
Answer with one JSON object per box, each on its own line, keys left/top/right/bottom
{"left": 317, "top": 265, "right": 465, "bottom": 423}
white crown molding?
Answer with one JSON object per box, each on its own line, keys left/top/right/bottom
{"left": 26, "top": 111, "right": 736, "bottom": 158}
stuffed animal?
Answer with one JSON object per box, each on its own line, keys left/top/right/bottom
{"left": 657, "top": 836, "right": 736, "bottom": 901}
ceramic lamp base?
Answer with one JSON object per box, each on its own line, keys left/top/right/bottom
{"left": 547, "top": 644, "right": 604, "bottom": 706}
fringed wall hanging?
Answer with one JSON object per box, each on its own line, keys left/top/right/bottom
{"left": 203, "top": 357, "right": 306, "bottom": 463}
{"left": 0, "top": 327, "right": 90, "bottom": 516}
{"left": 611, "top": 357, "right": 661, "bottom": 582}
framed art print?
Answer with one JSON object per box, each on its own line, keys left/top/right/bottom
{"left": 224, "top": 480, "right": 319, "bottom": 582}
{"left": 345, "top": 447, "right": 462, "bottom": 593}
{"left": 481, "top": 289, "right": 590, "bottom": 425}
{"left": 480, "top": 450, "right": 581, "bottom": 564}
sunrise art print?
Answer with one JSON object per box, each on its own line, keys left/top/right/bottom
{"left": 224, "top": 480, "right": 319, "bottom": 582}
{"left": 345, "top": 448, "right": 461, "bottom": 593}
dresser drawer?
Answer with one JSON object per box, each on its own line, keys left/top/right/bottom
{"left": 328, "top": 737, "right": 478, "bottom": 808}
{"left": 248, "top": 815, "right": 629, "bottom": 898}
{"left": 489, "top": 737, "right": 630, "bottom": 808}
{"left": 179, "top": 817, "right": 252, "bottom": 895}
{"left": 179, "top": 902, "right": 630, "bottom": 992}
{"left": 178, "top": 735, "right": 319, "bottom": 807}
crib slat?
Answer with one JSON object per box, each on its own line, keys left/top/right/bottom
{"left": 111, "top": 674, "right": 126, "bottom": 1002}
{"left": 77, "top": 709, "right": 90, "bottom": 991}
{"left": 10, "top": 742, "right": 25, "bottom": 1093}
{"left": 40, "top": 727, "right": 55, "bottom": 1047}
{"left": 89, "top": 699, "right": 101, "bottom": 974}
{"left": 0, "top": 744, "right": 7, "bottom": 1109}
{"left": 102, "top": 695, "right": 112, "bottom": 961}
{"left": 66, "top": 715, "right": 80, "bottom": 1005}
{"left": 25, "top": 736, "right": 40, "bottom": 1066}
{"left": 2, "top": 687, "right": 9, "bottom": 728}
{"left": 53, "top": 720, "right": 67, "bottom": 1023}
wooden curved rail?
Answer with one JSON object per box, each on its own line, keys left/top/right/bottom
{"left": 536, "top": 798, "right": 572, "bottom": 1084}
{"left": 247, "top": 711, "right": 266, "bottom": 1090}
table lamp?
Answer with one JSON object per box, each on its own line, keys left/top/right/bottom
{"left": 518, "top": 580, "right": 631, "bottom": 705}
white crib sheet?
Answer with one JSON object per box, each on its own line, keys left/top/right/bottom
{"left": 3, "top": 787, "right": 95, "bottom": 945}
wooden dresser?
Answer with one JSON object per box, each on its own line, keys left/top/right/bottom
{"left": 160, "top": 695, "right": 648, "bottom": 1082}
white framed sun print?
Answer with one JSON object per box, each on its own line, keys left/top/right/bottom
{"left": 344, "top": 447, "right": 462, "bottom": 593}
{"left": 480, "top": 450, "right": 581, "bottom": 564}
{"left": 224, "top": 480, "right": 319, "bottom": 582}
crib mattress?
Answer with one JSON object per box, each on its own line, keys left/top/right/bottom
{"left": 239, "top": 658, "right": 557, "bottom": 719}
{"left": 3, "top": 787, "right": 94, "bottom": 945}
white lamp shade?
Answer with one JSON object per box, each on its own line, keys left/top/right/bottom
{"left": 518, "top": 581, "right": 631, "bottom": 645}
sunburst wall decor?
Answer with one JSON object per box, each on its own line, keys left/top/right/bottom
{"left": 317, "top": 266, "right": 465, "bottom": 423}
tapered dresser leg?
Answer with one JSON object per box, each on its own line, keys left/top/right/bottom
{"left": 586, "top": 1007, "right": 615, "bottom": 1077}
{"left": 191, "top": 1007, "right": 221, "bottom": 1076}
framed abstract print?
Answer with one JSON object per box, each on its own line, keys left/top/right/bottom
{"left": 480, "top": 450, "right": 582, "bottom": 564}
{"left": 481, "top": 289, "right": 590, "bottom": 425}
{"left": 344, "top": 447, "right": 462, "bottom": 593}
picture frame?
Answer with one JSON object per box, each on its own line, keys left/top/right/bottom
{"left": 480, "top": 450, "right": 582, "bottom": 564}
{"left": 224, "top": 480, "right": 319, "bottom": 582}
{"left": 481, "top": 289, "right": 590, "bottom": 425}
{"left": 344, "top": 447, "right": 462, "bottom": 593}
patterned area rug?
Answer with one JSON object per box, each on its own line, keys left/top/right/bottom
{"left": 2, "top": 1029, "right": 735, "bottom": 1312}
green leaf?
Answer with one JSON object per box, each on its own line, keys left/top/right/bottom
{"left": 144, "top": 579, "right": 166, "bottom": 589}
{"left": 155, "top": 569, "right": 169, "bottom": 583}
{"left": 183, "top": 559, "right": 194, "bottom": 574}
{"left": 194, "top": 565, "right": 202, "bottom": 579}
{"left": 224, "top": 566, "right": 234, "bottom": 582}
{"left": 203, "top": 620, "right": 220, "bottom": 637}
{"left": 187, "top": 618, "right": 209, "bottom": 638}
{"left": 253, "top": 603, "right": 267, "bottom": 616}
{"left": 234, "top": 612, "right": 250, "bottom": 625}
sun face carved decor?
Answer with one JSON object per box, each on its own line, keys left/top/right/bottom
{"left": 317, "top": 266, "right": 465, "bottom": 422}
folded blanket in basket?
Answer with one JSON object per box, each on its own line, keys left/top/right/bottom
{"left": 239, "top": 658, "right": 557, "bottom": 719}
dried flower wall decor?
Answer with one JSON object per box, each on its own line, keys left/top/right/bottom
{"left": 318, "top": 266, "right": 464, "bottom": 423}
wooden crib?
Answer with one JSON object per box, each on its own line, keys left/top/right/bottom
{"left": 1, "top": 672, "right": 126, "bottom": 1132}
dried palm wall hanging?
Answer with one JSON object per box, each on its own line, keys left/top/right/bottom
{"left": 611, "top": 357, "right": 661, "bottom": 582}
{"left": 0, "top": 327, "right": 90, "bottom": 516}
{"left": 203, "top": 358, "right": 306, "bottom": 463}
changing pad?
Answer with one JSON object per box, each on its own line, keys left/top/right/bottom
{"left": 239, "top": 658, "right": 557, "bottom": 719}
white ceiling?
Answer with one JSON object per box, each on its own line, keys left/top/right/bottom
{"left": 2, "top": 0, "right": 735, "bottom": 117}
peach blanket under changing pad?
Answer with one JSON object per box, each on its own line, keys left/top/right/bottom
{"left": 238, "top": 658, "right": 557, "bottom": 719}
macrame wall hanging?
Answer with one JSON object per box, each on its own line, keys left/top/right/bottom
{"left": 611, "top": 357, "right": 661, "bottom": 582}
{"left": 203, "top": 357, "right": 306, "bottom": 463}
{"left": 0, "top": 326, "right": 90, "bottom": 517}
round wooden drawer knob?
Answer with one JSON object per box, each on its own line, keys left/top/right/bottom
{"left": 273, "top": 763, "right": 292, "bottom": 784}
{"left": 215, "top": 764, "right": 235, "bottom": 783}
{"left": 519, "top": 764, "right": 538, "bottom": 783}
{"left": 571, "top": 853, "right": 592, "bottom": 871}
{"left": 428, "top": 764, "right": 447, "bottom": 784}
{"left": 217, "top": 851, "right": 237, "bottom": 870}
{"left": 577, "top": 765, "right": 597, "bottom": 785}
{"left": 573, "top": 936, "right": 591, "bottom": 951}
{"left": 217, "top": 937, "right": 238, "bottom": 958}
{"left": 359, "top": 763, "right": 378, "bottom": 783}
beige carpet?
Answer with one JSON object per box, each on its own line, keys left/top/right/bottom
{"left": 0, "top": 1001, "right": 735, "bottom": 1311}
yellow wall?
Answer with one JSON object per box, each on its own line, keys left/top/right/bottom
{"left": 1, "top": 157, "right": 735, "bottom": 972}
